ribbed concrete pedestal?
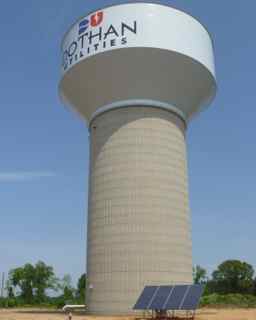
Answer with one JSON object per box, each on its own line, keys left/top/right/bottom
{"left": 86, "top": 107, "right": 192, "bottom": 315}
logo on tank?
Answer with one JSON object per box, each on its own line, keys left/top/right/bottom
{"left": 79, "top": 12, "right": 104, "bottom": 35}
{"left": 62, "top": 10, "right": 138, "bottom": 72}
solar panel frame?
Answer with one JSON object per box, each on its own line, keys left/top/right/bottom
{"left": 162, "top": 286, "right": 175, "bottom": 310}
{"left": 178, "top": 285, "right": 191, "bottom": 309}
{"left": 164, "top": 285, "right": 189, "bottom": 310}
{"left": 180, "top": 284, "right": 204, "bottom": 311}
{"left": 148, "top": 286, "right": 173, "bottom": 310}
{"left": 133, "top": 286, "right": 158, "bottom": 310}
{"left": 134, "top": 284, "right": 204, "bottom": 312}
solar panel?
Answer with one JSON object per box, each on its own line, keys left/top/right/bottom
{"left": 149, "top": 286, "right": 173, "bottom": 310}
{"left": 133, "top": 286, "right": 158, "bottom": 310}
{"left": 181, "top": 284, "right": 204, "bottom": 310}
{"left": 134, "top": 284, "right": 204, "bottom": 311}
{"left": 164, "top": 285, "right": 189, "bottom": 310}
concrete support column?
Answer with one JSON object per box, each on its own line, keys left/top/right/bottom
{"left": 86, "top": 107, "right": 192, "bottom": 315}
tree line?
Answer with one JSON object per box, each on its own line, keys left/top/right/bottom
{"left": 1, "top": 259, "right": 256, "bottom": 308}
{"left": 193, "top": 259, "right": 256, "bottom": 295}
{"left": 193, "top": 259, "right": 256, "bottom": 307}
{"left": 0, "top": 261, "right": 86, "bottom": 308}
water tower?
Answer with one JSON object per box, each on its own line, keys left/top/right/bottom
{"left": 59, "top": 2, "right": 216, "bottom": 315}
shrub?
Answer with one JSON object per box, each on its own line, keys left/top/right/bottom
{"left": 0, "top": 297, "right": 18, "bottom": 308}
{"left": 200, "top": 294, "right": 256, "bottom": 308}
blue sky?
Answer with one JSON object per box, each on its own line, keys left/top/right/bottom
{"left": 0, "top": 0, "right": 255, "bottom": 286}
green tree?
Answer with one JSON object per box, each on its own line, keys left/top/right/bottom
{"left": 9, "top": 264, "right": 34, "bottom": 303}
{"left": 5, "top": 279, "right": 15, "bottom": 299}
{"left": 77, "top": 273, "right": 86, "bottom": 302}
{"left": 33, "top": 261, "right": 56, "bottom": 302}
{"left": 193, "top": 265, "right": 207, "bottom": 284}
{"left": 9, "top": 261, "right": 57, "bottom": 304}
{"left": 63, "top": 286, "right": 74, "bottom": 301}
{"left": 253, "top": 278, "right": 256, "bottom": 295}
{"left": 7, "top": 286, "right": 15, "bottom": 299}
{"left": 58, "top": 274, "right": 75, "bottom": 302}
{"left": 212, "top": 260, "right": 254, "bottom": 294}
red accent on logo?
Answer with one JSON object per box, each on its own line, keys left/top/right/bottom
{"left": 90, "top": 11, "right": 104, "bottom": 27}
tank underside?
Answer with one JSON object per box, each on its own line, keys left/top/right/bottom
{"left": 60, "top": 47, "right": 216, "bottom": 123}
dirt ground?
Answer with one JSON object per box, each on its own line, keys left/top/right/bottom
{"left": 0, "top": 309, "right": 256, "bottom": 320}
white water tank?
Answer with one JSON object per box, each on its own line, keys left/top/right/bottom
{"left": 59, "top": 2, "right": 216, "bottom": 315}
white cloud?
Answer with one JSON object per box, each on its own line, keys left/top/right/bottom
{"left": 0, "top": 172, "right": 56, "bottom": 182}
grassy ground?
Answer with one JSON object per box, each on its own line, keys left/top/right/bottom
{"left": 1, "top": 309, "right": 256, "bottom": 320}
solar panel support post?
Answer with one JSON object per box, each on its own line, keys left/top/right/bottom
{"left": 155, "top": 309, "right": 167, "bottom": 320}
